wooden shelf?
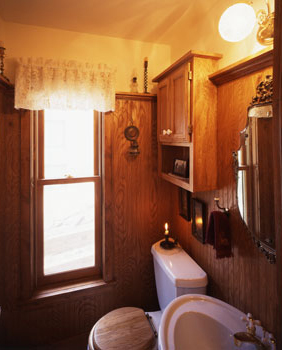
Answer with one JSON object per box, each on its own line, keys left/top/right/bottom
{"left": 115, "top": 92, "right": 156, "bottom": 101}
{"left": 161, "top": 172, "right": 191, "bottom": 191}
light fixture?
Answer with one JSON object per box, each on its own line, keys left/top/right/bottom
{"left": 219, "top": 3, "right": 256, "bottom": 42}
{"left": 219, "top": 0, "right": 274, "bottom": 46}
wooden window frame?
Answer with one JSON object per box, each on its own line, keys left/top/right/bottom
{"left": 34, "top": 110, "right": 102, "bottom": 287}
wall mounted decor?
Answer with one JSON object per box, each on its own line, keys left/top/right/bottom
{"left": 179, "top": 188, "right": 191, "bottom": 221}
{"left": 173, "top": 159, "right": 188, "bottom": 178}
{"left": 124, "top": 124, "right": 140, "bottom": 156}
{"left": 233, "top": 75, "right": 276, "bottom": 263}
{"left": 192, "top": 198, "right": 206, "bottom": 243}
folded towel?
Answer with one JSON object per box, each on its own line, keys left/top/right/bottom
{"left": 206, "top": 211, "right": 232, "bottom": 258}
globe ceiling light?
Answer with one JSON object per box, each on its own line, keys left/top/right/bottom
{"left": 218, "top": 3, "right": 256, "bottom": 42}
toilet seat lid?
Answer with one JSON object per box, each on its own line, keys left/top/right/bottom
{"left": 90, "top": 307, "right": 156, "bottom": 350}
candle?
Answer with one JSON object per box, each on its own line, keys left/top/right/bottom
{"left": 164, "top": 222, "right": 169, "bottom": 236}
{"left": 144, "top": 57, "right": 148, "bottom": 62}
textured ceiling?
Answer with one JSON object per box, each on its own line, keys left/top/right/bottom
{"left": 0, "top": 0, "right": 222, "bottom": 44}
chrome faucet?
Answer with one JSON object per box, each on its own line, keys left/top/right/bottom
{"left": 233, "top": 313, "right": 276, "bottom": 350}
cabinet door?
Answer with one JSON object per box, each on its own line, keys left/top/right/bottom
{"left": 170, "top": 64, "right": 190, "bottom": 142}
{"left": 157, "top": 77, "right": 171, "bottom": 142}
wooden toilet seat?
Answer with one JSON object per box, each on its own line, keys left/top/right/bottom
{"left": 88, "top": 307, "right": 156, "bottom": 350}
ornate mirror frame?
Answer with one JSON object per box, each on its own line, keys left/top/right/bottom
{"left": 233, "top": 75, "right": 276, "bottom": 263}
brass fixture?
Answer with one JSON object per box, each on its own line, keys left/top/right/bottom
{"left": 124, "top": 125, "right": 140, "bottom": 156}
{"left": 233, "top": 312, "right": 276, "bottom": 349}
{"left": 234, "top": 332, "right": 266, "bottom": 349}
{"left": 214, "top": 197, "right": 229, "bottom": 215}
{"left": 256, "top": 0, "right": 274, "bottom": 45}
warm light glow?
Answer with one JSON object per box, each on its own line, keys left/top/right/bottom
{"left": 164, "top": 222, "right": 169, "bottom": 235}
{"left": 196, "top": 217, "right": 203, "bottom": 226}
{"left": 218, "top": 3, "right": 256, "bottom": 42}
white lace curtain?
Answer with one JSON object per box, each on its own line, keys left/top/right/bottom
{"left": 15, "top": 58, "right": 116, "bottom": 112}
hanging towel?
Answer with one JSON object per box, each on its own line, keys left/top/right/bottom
{"left": 206, "top": 211, "right": 232, "bottom": 258}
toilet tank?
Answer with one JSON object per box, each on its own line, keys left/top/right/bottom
{"left": 151, "top": 240, "right": 208, "bottom": 311}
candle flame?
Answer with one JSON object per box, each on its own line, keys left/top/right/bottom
{"left": 164, "top": 223, "right": 168, "bottom": 230}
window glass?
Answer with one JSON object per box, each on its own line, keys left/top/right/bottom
{"left": 43, "top": 182, "right": 95, "bottom": 275}
{"left": 44, "top": 110, "right": 94, "bottom": 178}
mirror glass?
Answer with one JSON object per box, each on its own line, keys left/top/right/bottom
{"left": 234, "top": 75, "right": 276, "bottom": 263}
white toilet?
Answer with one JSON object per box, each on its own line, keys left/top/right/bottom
{"left": 148, "top": 239, "right": 208, "bottom": 343}
{"left": 88, "top": 239, "right": 207, "bottom": 350}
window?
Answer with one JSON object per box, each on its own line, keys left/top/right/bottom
{"left": 34, "top": 110, "right": 101, "bottom": 286}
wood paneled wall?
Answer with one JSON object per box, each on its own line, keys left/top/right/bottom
{"left": 170, "top": 65, "right": 278, "bottom": 337}
{"left": 0, "top": 61, "right": 280, "bottom": 346}
{"left": 0, "top": 92, "right": 170, "bottom": 346}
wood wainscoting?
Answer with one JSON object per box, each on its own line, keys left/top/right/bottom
{"left": 0, "top": 91, "right": 171, "bottom": 346}
{"left": 170, "top": 53, "right": 278, "bottom": 338}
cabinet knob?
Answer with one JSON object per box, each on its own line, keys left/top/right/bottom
{"left": 162, "top": 129, "right": 172, "bottom": 136}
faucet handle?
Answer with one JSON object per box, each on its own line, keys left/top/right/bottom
{"left": 241, "top": 312, "right": 253, "bottom": 323}
{"left": 241, "top": 313, "right": 261, "bottom": 335}
{"left": 269, "top": 334, "right": 276, "bottom": 350}
{"left": 262, "top": 331, "right": 276, "bottom": 350}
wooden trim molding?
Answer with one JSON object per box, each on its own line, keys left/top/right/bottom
{"left": 20, "top": 110, "right": 35, "bottom": 300}
{"left": 115, "top": 92, "right": 156, "bottom": 100}
{"left": 152, "top": 50, "right": 222, "bottom": 83}
{"left": 209, "top": 47, "right": 273, "bottom": 86}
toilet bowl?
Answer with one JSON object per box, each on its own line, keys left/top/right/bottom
{"left": 88, "top": 239, "right": 207, "bottom": 350}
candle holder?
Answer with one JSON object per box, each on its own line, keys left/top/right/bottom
{"left": 0, "top": 45, "right": 5, "bottom": 76}
{"left": 144, "top": 58, "right": 148, "bottom": 93}
{"left": 160, "top": 223, "right": 177, "bottom": 249}
{"left": 0, "top": 45, "right": 9, "bottom": 81}
{"left": 160, "top": 235, "right": 177, "bottom": 250}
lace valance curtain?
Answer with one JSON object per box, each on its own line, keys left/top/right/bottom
{"left": 15, "top": 58, "right": 116, "bottom": 112}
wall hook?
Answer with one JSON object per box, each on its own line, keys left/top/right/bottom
{"left": 214, "top": 197, "right": 230, "bottom": 215}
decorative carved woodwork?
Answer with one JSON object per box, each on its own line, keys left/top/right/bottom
{"left": 251, "top": 75, "right": 273, "bottom": 105}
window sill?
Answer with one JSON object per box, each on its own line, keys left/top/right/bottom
{"left": 20, "top": 278, "right": 116, "bottom": 306}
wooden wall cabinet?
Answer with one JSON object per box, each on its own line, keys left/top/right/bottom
{"left": 153, "top": 51, "right": 222, "bottom": 192}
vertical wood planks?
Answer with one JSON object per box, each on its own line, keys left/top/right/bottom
{"left": 171, "top": 65, "right": 278, "bottom": 337}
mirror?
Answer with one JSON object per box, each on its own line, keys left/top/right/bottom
{"left": 233, "top": 75, "right": 276, "bottom": 263}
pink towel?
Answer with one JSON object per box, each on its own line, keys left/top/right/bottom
{"left": 206, "top": 211, "right": 232, "bottom": 258}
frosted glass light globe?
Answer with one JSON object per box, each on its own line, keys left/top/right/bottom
{"left": 219, "top": 3, "right": 256, "bottom": 42}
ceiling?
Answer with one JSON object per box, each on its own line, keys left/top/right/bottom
{"left": 0, "top": 0, "right": 222, "bottom": 44}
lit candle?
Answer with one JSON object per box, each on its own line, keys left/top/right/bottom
{"left": 164, "top": 222, "right": 169, "bottom": 236}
